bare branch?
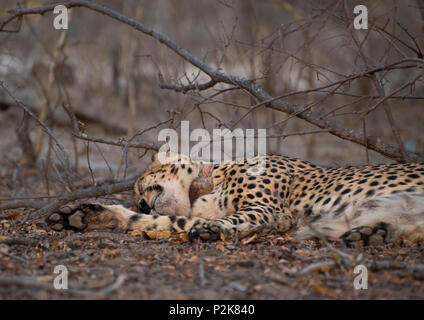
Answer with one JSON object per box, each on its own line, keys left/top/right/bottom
{"left": 160, "top": 80, "right": 217, "bottom": 93}
{"left": 72, "top": 132, "right": 159, "bottom": 151}
{"left": 3, "top": 0, "right": 423, "bottom": 163}
{"left": 0, "top": 200, "right": 46, "bottom": 210}
{"left": 25, "top": 176, "right": 138, "bottom": 221}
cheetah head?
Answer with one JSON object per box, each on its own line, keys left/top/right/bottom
{"left": 134, "top": 152, "right": 213, "bottom": 216}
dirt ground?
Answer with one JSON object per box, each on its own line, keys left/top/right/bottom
{"left": 1, "top": 213, "right": 423, "bottom": 300}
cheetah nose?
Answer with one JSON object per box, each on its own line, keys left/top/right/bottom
{"left": 138, "top": 199, "right": 151, "bottom": 214}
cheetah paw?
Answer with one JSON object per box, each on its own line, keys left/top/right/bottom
{"left": 188, "top": 222, "right": 224, "bottom": 242}
{"left": 340, "top": 222, "right": 390, "bottom": 247}
{"left": 46, "top": 204, "right": 119, "bottom": 232}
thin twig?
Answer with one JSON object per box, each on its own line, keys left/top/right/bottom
{"left": 72, "top": 132, "right": 160, "bottom": 151}
{"left": 0, "top": 82, "right": 72, "bottom": 174}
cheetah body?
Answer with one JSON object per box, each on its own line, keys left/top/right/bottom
{"left": 47, "top": 154, "right": 424, "bottom": 245}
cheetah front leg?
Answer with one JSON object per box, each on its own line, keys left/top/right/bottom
{"left": 46, "top": 203, "right": 208, "bottom": 234}
{"left": 188, "top": 204, "right": 293, "bottom": 241}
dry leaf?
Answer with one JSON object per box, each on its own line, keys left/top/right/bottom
{"left": 388, "top": 274, "right": 407, "bottom": 284}
{"left": 397, "top": 235, "right": 423, "bottom": 247}
{"left": 187, "top": 256, "right": 199, "bottom": 262}
{"left": 128, "top": 229, "right": 145, "bottom": 236}
{"left": 295, "top": 249, "right": 310, "bottom": 255}
{"left": 319, "top": 264, "right": 332, "bottom": 273}
{"left": 6, "top": 212, "right": 22, "bottom": 220}
{"left": 34, "top": 229, "right": 47, "bottom": 234}
{"left": 309, "top": 279, "right": 336, "bottom": 297}
{"left": 242, "top": 234, "right": 258, "bottom": 245}
{"left": 37, "top": 275, "right": 54, "bottom": 282}
{"left": 129, "top": 230, "right": 188, "bottom": 241}
{"left": 219, "top": 232, "right": 226, "bottom": 241}
{"left": 173, "top": 232, "right": 188, "bottom": 242}
{"left": 143, "top": 230, "right": 172, "bottom": 240}
{"left": 215, "top": 243, "right": 227, "bottom": 252}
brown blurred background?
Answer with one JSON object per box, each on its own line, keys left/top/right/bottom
{"left": 0, "top": 0, "right": 423, "bottom": 198}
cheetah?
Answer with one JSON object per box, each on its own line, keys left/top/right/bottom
{"left": 46, "top": 152, "right": 424, "bottom": 246}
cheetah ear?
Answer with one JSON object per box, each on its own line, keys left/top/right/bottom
{"left": 149, "top": 151, "right": 164, "bottom": 168}
{"left": 188, "top": 164, "right": 214, "bottom": 206}
{"left": 149, "top": 151, "right": 171, "bottom": 170}
{"left": 149, "top": 152, "right": 161, "bottom": 170}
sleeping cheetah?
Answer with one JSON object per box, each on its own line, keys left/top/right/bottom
{"left": 46, "top": 152, "right": 424, "bottom": 246}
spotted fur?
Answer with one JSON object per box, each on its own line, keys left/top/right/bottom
{"left": 47, "top": 153, "right": 424, "bottom": 245}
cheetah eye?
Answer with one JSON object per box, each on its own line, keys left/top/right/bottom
{"left": 144, "top": 184, "right": 163, "bottom": 193}
{"left": 139, "top": 184, "right": 163, "bottom": 213}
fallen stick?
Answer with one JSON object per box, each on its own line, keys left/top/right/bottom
{"left": 0, "top": 274, "right": 127, "bottom": 299}
{"left": 24, "top": 176, "right": 138, "bottom": 221}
